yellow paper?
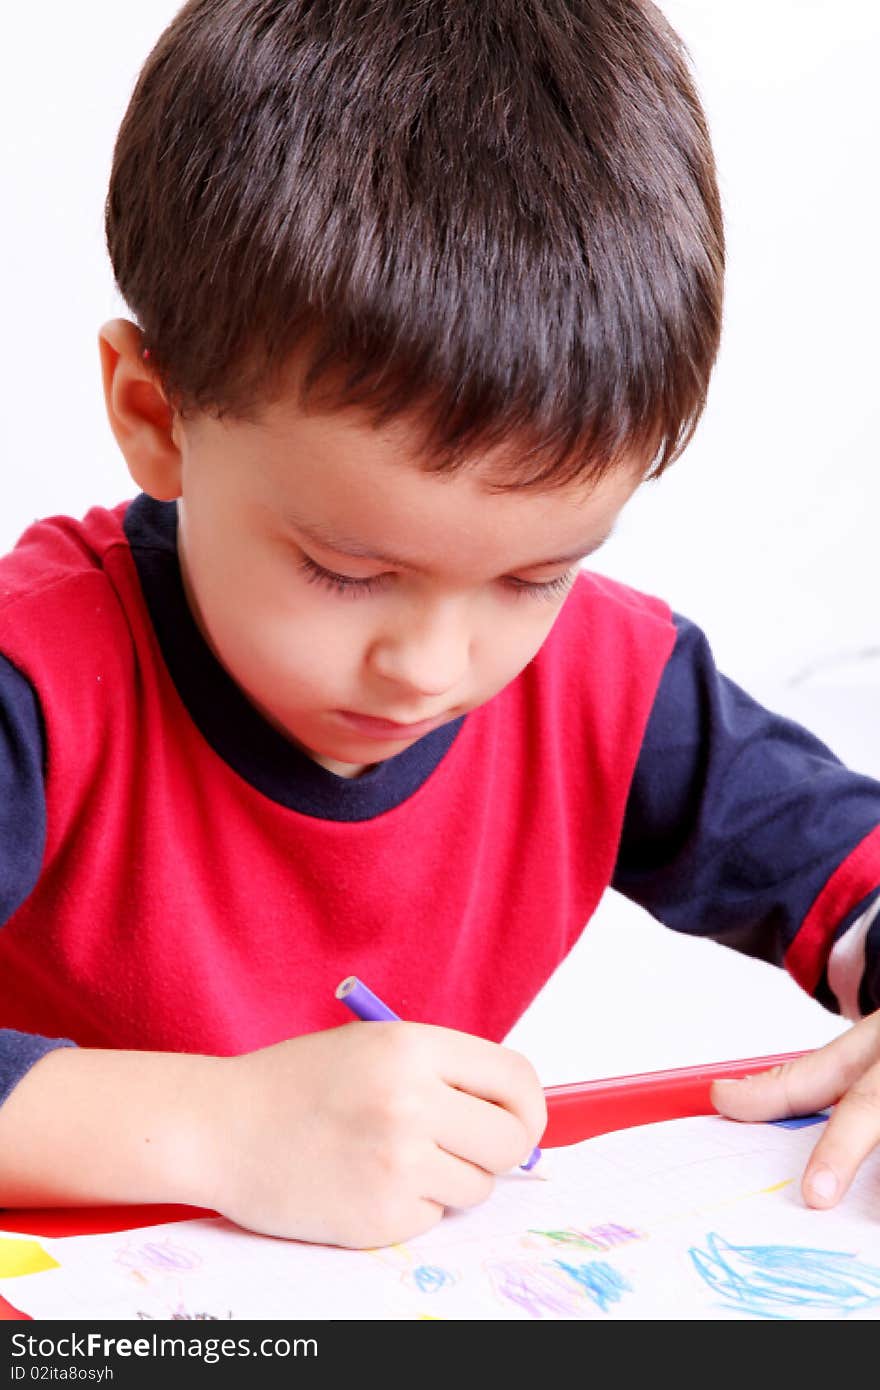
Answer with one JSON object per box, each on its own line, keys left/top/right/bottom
{"left": 0, "top": 1237, "right": 59, "bottom": 1278}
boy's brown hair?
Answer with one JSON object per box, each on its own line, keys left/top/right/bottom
{"left": 106, "top": 0, "right": 724, "bottom": 489}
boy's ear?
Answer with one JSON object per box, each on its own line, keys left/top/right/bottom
{"left": 98, "top": 319, "right": 182, "bottom": 500}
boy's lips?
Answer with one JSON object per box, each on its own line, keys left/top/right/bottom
{"left": 334, "top": 709, "right": 447, "bottom": 740}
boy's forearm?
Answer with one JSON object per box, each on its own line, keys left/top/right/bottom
{"left": 0, "top": 1045, "right": 225, "bottom": 1209}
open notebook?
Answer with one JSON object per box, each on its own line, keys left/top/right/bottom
{"left": 2, "top": 1112, "right": 880, "bottom": 1320}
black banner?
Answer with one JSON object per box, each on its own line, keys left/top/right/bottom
{"left": 0, "top": 1321, "right": 555, "bottom": 1386}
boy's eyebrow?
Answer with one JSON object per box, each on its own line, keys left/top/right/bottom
{"left": 286, "top": 514, "right": 615, "bottom": 570}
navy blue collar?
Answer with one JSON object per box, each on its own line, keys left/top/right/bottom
{"left": 123, "top": 494, "right": 464, "bottom": 821}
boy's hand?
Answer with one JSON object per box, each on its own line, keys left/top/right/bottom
{"left": 711, "top": 1011, "right": 880, "bottom": 1210}
{"left": 204, "top": 1023, "right": 546, "bottom": 1249}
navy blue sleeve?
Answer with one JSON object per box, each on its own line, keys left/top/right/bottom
{"left": 0, "top": 651, "right": 47, "bottom": 922}
{"left": 0, "top": 1031, "right": 77, "bottom": 1107}
{"left": 613, "top": 615, "right": 880, "bottom": 1013}
{"left": 0, "top": 652, "right": 77, "bottom": 1104}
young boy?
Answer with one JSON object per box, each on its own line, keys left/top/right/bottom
{"left": 0, "top": 0, "right": 879, "bottom": 1252}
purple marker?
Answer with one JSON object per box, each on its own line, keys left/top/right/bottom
{"left": 335, "top": 975, "right": 542, "bottom": 1171}
{"left": 336, "top": 975, "right": 401, "bottom": 1022}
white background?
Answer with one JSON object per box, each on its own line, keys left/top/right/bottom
{"left": 2, "top": 2, "right": 878, "bottom": 1085}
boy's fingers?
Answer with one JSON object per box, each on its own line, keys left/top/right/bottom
{"left": 431, "top": 1084, "right": 536, "bottom": 1174}
{"left": 799, "top": 1061, "right": 880, "bottom": 1209}
{"left": 427, "top": 1027, "right": 547, "bottom": 1144}
{"left": 710, "top": 1014, "right": 880, "bottom": 1123}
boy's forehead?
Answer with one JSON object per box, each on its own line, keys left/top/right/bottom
{"left": 203, "top": 392, "right": 642, "bottom": 568}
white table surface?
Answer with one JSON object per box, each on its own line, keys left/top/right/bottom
{"left": 506, "top": 670, "right": 880, "bottom": 1088}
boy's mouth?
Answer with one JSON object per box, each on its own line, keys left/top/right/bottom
{"left": 334, "top": 709, "right": 447, "bottom": 741}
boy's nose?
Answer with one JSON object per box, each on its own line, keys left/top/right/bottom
{"left": 367, "top": 604, "right": 471, "bottom": 700}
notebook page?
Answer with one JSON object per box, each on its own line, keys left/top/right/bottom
{"left": 3, "top": 1114, "right": 880, "bottom": 1320}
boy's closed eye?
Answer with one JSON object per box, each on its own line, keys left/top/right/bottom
{"left": 296, "top": 553, "right": 581, "bottom": 602}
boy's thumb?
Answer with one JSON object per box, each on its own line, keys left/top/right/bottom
{"left": 711, "top": 1021, "right": 880, "bottom": 1123}
{"left": 710, "top": 1050, "right": 837, "bottom": 1124}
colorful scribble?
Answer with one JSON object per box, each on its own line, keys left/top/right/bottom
{"left": 486, "top": 1260, "right": 588, "bottom": 1318}
{"left": 409, "top": 1265, "right": 456, "bottom": 1294}
{"left": 689, "top": 1231, "right": 880, "bottom": 1319}
{"left": 552, "top": 1259, "right": 632, "bottom": 1311}
{"left": 116, "top": 1239, "right": 202, "bottom": 1273}
{"left": 528, "top": 1222, "right": 643, "bottom": 1252}
{"left": 485, "top": 1255, "right": 632, "bottom": 1319}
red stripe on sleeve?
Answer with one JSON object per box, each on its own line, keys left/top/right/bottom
{"left": 785, "top": 824, "right": 880, "bottom": 993}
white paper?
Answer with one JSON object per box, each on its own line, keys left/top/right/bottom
{"left": 4, "top": 1115, "right": 880, "bottom": 1320}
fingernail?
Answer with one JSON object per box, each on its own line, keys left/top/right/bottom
{"left": 808, "top": 1166, "right": 837, "bottom": 1203}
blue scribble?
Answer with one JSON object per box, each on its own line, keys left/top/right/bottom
{"left": 689, "top": 1232, "right": 880, "bottom": 1319}
{"left": 412, "top": 1264, "right": 455, "bottom": 1294}
{"left": 553, "top": 1259, "right": 632, "bottom": 1312}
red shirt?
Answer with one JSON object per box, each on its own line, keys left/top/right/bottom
{"left": 0, "top": 501, "right": 674, "bottom": 1052}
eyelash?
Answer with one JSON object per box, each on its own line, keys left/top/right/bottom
{"left": 297, "top": 556, "right": 576, "bottom": 602}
